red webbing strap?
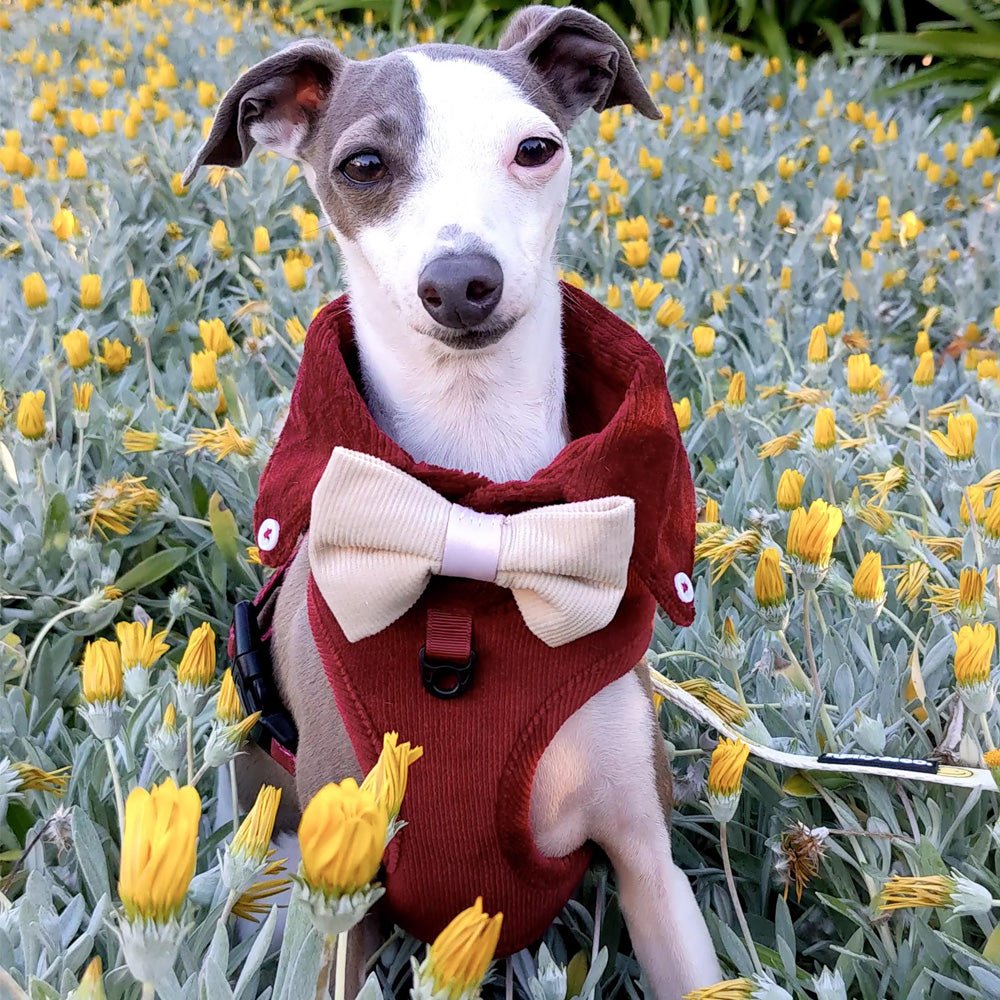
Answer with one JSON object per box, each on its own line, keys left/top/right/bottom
{"left": 425, "top": 609, "right": 472, "bottom": 665}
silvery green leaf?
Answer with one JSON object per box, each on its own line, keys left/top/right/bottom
{"left": 70, "top": 808, "right": 110, "bottom": 906}
{"left": 233, "top": 907, "right": 277, "bottom": 1000}
{"left": 355, "top": 972, "right": 384, "bottom": 1000}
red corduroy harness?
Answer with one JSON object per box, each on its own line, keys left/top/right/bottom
{"left": 250, "top": 283, "right": 696, "bottom": 955}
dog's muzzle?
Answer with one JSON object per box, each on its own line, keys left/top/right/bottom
{"left": 418, "top": 252, "right": 504, "bottom": 329}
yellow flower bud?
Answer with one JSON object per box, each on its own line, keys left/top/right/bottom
{"left": 419, "top": 898, "right": 503, "bottom": 1000}
{"left": 66, "top": 149, "right": 87, "bottom": 179}
{"left": 930, "top": 412, "right": 977, "bottom": 463}
{"left": 80, "top": 273, "right": 102, "bottom": 310}
{"left": 189, "top": 349, "right": 219, "bottom": 393}
{"left": 360, "top": 732, "right": 423, "bottom": 822}
{"left": 691, "top": 325, "right": 715, "bottom": 358}
{"left": 119, "top": 779, "right": 201, "bottom": 923}
{"left": 787, "top": 500, "right": 842, "bottom": 567}
{"left": 16, "top": 390, "right": 46, "bottom": 440}
{"left": 231, "top": 785, "right": 281, "bottom": 864}
{"left": 209, "top": 219, "right": 231, "bottom": 258}
{"left": 73, "top": 382, "right": 93, "bottom": 413}
{"left": 299, "top": 779, "right": 387, "bottom": 896}
{"left": 62, "top": 329, "right": 91, "bottom": 369}
{"left": 177, "top": 622, "right": 216, "bottom": 687}
{"left": 853, "top": 551, "right": 885, "bottom": 602}
{"left": 673, "top": 397, "right": 691, "bottom": 432}
{"left": 776, "top": 469, "right": 805, "bottom": 511}
{"left": 725, "top": 371, "right": 746, "bottom": 407}
{"left": 284, "top": 256, "right": 307, "bottom": 291}
{"left": 98, "top": 337, "right": 131, "bottom": 374}
{"left": 130, "top": 278, "right": 152, "bottom": 317}
{"left": 22, "top": 271, "right": 48, "bottom": 309}
{"left": 81, "top": 638, "right": 123, "bottom": 703}
{"left": 660, "top": 252, "right": 681, "bottom": 279}
{"left": 707, "top": 738, "right": 750, "bottom": 798}
{"left": 914, "top": 351, "right": 935, "bottom": 388}
{"left": 807, "top": 325, "right": 828, "bottom": 365}
{"left": 52, "top": 207, "right": 78, "bottom": 240}
{"left": 253, "top": 225, "right": 270, "bottom": 254}
{"left": 754, "top": 547, "right": 787, "bottom": 608}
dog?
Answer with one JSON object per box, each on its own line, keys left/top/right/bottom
{"left": 184, "top": 7, "right": 723, "bottom": 998}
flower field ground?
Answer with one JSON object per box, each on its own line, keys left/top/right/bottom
{"left": 6, "top": 0, "right": 1000, "bottom": 997}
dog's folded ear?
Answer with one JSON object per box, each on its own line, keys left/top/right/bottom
{"left": 182, "top": 39, "right": 343, "bottom": 186}
{"left": 497, "top": 6, "right": 659, "bottom": 125}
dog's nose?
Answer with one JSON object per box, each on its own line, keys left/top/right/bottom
{"left": 418, "top": 254, "right": 504, "bottom": 329}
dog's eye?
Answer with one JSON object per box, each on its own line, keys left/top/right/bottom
{"left": 339, "top": 151, "right": 387, "bottom": 184}
{"left": 515, "top": 137, "right": 559, "bottom": 168}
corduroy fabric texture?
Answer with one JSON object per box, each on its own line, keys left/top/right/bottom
{"left": 253, "top": 283, "right": 697, "bottom": 954}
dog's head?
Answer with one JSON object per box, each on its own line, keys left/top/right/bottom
{"left": 184, "top": 6, "right": 658, "bottom": 350}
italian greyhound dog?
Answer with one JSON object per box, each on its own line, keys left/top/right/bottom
{"left": 184, "top": 7, "right": 722, "bottom": 997}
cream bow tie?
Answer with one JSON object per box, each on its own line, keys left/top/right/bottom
{"left": 308, "top": 447, "right": 636, "bottom": 647}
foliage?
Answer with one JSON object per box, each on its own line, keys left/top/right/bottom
{"left": 866, "top": 0, "right": 1000, "bottom": 119}
{"left": 4, "top": 0, "right": 1000, "bottom": 998}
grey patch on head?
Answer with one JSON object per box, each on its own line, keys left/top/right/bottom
{"left": 181, "top": 41, "right": 425, "bottom": 241}
{"left": 437, "top": 224, "right": 462, "bottom": 241}
{"left": 417, "top": 6, "right": 659, "bottom": 132}
{"left": 310, "top": 53, "right": 425, "bottom": 240}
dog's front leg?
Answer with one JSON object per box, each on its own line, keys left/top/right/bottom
{"left": 534, "top": 669, "right": 722, "bottom": 1000}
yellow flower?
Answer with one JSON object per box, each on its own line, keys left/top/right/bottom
{"left": 702, "top": 497, "right": 720, "bottom": 524}
{"left": 914, "top": 351, "right": 935, "bottom": 388}
{"left": 420, "top": 898, "right": 503, "bottom": 1000}
{"left": 197, "top": 80, "right": 218, "bottom": 108}
{"left": 833, "top": 173, "right": 851, "bottom": 199}
{"left": 215, "top": 668, "right": 244, "bottom": 725}
{"left": 119, "top": 779, "right": 201, "bottom": 923}
{"left": 11, "top": 761, "right": 69, "bottom": 795}
{"left": 253, "top": 225, "right": 270, "bottom": 254}
{"left": 190, "top": 349, "right": 219, "bottom": 393}
{"left": 197, "top": 318, "right": 234, "bottom": 356}
{"left": 209, "top": 219, "right": 231, "bottom": 258}
{"left": 776, "top": 469, "right": 805, "bottom": 511}
{"left": 23, "top": 271, "right": 48, "bottom": 309}
{"left": 682, "top": 979, "right": 759, "bottom": 1000}
{"left": 899, "top": 210, "right": 924, "bottom": 244}
{"left": 807, "top": 325, "right": 828, "bottom": 365}
{"left": 186, "top": 421, "right": 255, "bottom": 460}
{"left": 874, "top": 872, "right": 994, "bottom": 917}
{"left": 625, "top": 278, "right": 659, "bottom": 311}
{"left": 960, "top": 567, "right": 988, "bottom": 616}
{"left": 130, "top": 278, "right": 152, "bottom": 317}
{"left": 98, "top": 337, "right": 131, "bottom": 373}
{"left": 660, "top": 252, "right": 681, "bottom": 279}
{"left": 360, "top": 732, "right": 424, "bottom": 822}
{"left": 655, "top": 296, "right": 685, "bottom": 328}
{"left": 16, "top": 390, "right": 46, "bottom": 440}
{"left": 605, "top": 285, "right": 622, "bottom": 309}
{"left": 80, "top": 273, "right": 102, "bottom": 310}
{"left": 822, "top": 211, "right": 842, "bottom": 236}
{"left": 73, "top": 382, "right": 93, "bottom": 414}
{"left": 621, "top": 239, "right": 650, "bottom": 268}
{"left": 231, "top": 785, "right": 282, "bottom": 864}
{"left": 846, "top": 353, "right": 882, "bottom": 395}
{"left": 65, "top": 148, "right": 87, "bottom": 179}
{"left": 122, "top": 429, "right": 160, "bottom": 453}
{"left": 81, "top": 638, "right": 123, "bottom": 703}
{"left": 177, "top": 622, "right": 216, "bottom": 688}
{"left": 691, "top": 325, "right": 715, "bottom": 357}
{"left": 954, "top": 623, "right": 995, "bottom": 688}
{"left": 779, "top": 266, "right": 792, "bottom": 290}
{"left": 52, "top": 207, "right": 78, "bottom": 240}
{"left": 813, "top": 407, "right": 836, "bottom": 450}
{"left": 116, "top": 620, "right": 169, "bottom": 672}
{"left": 852, "top": 551, "right": 885, "bottom": 602}
{"left": 787, "top": 500, "right": 842, "bottom": 567}
{"left": 930, "top": 412, "right": 977, "bottom": 462}
{"left": 284, "top": 255, "right": 307, "bottom": 291}
{"left": 162, "top": 703, "right": 177, "bottom": 733}
{"left": 725, "top": 371, "right": 746, "bottom": 408}
{"left": 703, "top": 194, "right": 717, "bottom": 215}
{"left": 69, "top": 956, "right": 107, "bottom": 1000}
{"left": 673, "top": 397, "right": 691, "bottom": 432}
{"left": 299, "top": 778, "right": 387, "bottom": 896}
{"left": 62, "top": 329, "right": 91, "bottom": 368}
{"left": 754, "top": 547, "right": 787, "bottom": 608}
{"left": 285, "top": 316, "right": 307, "bottom": 345}
{"left": 707, "top": 737, "right": 750, "bottom": 798}
{"left": 615, "top": 216, "right": 649, "bottom": 241}
{"left": 170, "top": 172, "right": 189, "bottom": 196}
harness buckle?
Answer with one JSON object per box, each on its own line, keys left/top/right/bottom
{"left": 419, "top": 645, "right": 476, "bottom": 699}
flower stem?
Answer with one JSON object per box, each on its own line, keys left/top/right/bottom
{"left": 104, "top": 739, "right": 126, "bottom": 841}
{"left": 73, "top": 423, "right": 85, "bottom": 494}
{"left": 21, "top": 603, "right": 82, "bottom": 689}
{"left": 142, "top": 982, "right": 156, "bottom": 1000}
{"left": 719, "top": 822, "right": 762, "bottom": 975}
{"left": 335, "top": 930, "right": 349, "bottom": 1000}
{"left": 186, "top": 716, "right": 195, "bottom": 786}
{"left": 219, "top": 888, "right": 238, "bottom": 927}
{"left": 981, "top": 713, "right": 995, "bottom": 752}
{"left": 802, "top": 592, "right": 821, "bottom": 699}
{"left": 315, "top": 934, "right": 337, "bottom": 1000}
{"left": 229, "top": 758, "right": 239, "bottom": 836}
{"left": 591, "top": 867, "right": 606, "bottom": 970}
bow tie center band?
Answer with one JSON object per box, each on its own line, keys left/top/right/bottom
{"left": 308, "top": 447, "right": 637, "bottom": 647}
